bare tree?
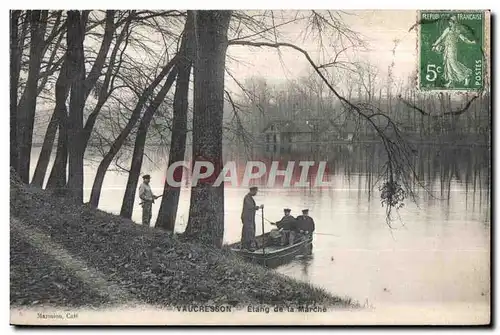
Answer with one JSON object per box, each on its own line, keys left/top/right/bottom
{"left": 18, "top": 10, "right": 48, "bottom": 183}
{"left": 34, "top": 10, "right": 118, "bottom": 188}
{"left": 88, "top": 55, "right": 178, "bottom": 207}
{"left": 10, "top": 10, "right": 21, "bottom": 171}
{"left": 66, "top": 10, "right": 86, "bottom": 202}
{"left": 156, "top": 11, "right": 195, "bottom": 231}
{"left": 119, "top": 64, "right": 179, "bottom": 218}
{"left": 31, "top": 57, "right": 68, "bottom": 187}
{"left": 81, "top": 12, "right": 131, "bottom": 151}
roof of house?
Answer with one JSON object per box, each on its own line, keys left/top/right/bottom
{"left": 262, "top": 119, "right": 315, "bottom": 133}
{"left": 262, "top": 120, "right": 290, "bottom": 133}
{"left": 282, "top": 121, "right": 314, "bottom": 133}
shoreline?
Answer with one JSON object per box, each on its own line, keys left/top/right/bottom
{"left": 10, "top": 169, "right": 357, "bottom": 314}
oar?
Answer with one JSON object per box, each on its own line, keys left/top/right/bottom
{"left": 255, "top": 213, "right": 340, "bottom": 238}
{"left": 139, "top": 194, "right": 163, "bottom": 206}
{"left": 261, "top": 206, "right": 266, "bottom": 255}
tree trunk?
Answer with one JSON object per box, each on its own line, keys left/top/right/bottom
{"left": 156, "top": 11, "right": 195, "bottom": 231}
{"left": 46, "top": 106, "right": 68, "bottom": 190}
{"left": 120, "top": 67, "right": 178, "bottom": 219}
{"left": 88, "top": 56, "right": 178, "bottom": 208}
{"left": 33, "top": 11, "right": 117, "bottom": 188}
{"left": 66, "top": 10, "right": 86, "bottom": 203}
{"left": 18, "top": 10, "right": 48, "bottom": 183}
{"left": 81, "top": 13, "right": 131, "bottom": 151}
{"left": 184, "top": 10, "right": 232, "bottom": 248}
{"left": 45, "top": 40, "right": 70, "bottom": 191}
{"left": 10, "top": 10, "right": 21, "bottom": 171}
{"left": 17, "top": 12, "right": 64, "bottom": 110}
{"left": 82, "top": 10, "right": 115, "bottom": 100}
{"left": 31, "top": 60, "right": 70, "bottom": 187}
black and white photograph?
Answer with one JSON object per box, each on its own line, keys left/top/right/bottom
{"left": 7, "top": 7, "right": 491, "bottom": 326}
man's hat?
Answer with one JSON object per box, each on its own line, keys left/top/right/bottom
{"left": 142, "top": 174, "right": 151, "bottom": 179}
{"left": 249, "top": 186, "right": 258, "bottom": 191}
{"left": 284, "top": 208, "right": 291, "bottom": 212}
{"left": 302, "top": 209, "right": 309, "bottom": 213}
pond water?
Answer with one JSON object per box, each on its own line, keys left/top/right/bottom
{"left": 29, "top": 144, "right": 491, "bottom": 318}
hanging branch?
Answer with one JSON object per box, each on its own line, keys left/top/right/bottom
{"left": 398, "top": 93, "right": 480, "bottom": 117}
{"left": 228, "top": 39, "right": 423, "bottom": 227}
{"left": 224, "top": 89, "right": 255, "bottom": 160}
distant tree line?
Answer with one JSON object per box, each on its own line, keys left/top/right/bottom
{"left": 10, "top": 10, "right": 490, "bottom": 244}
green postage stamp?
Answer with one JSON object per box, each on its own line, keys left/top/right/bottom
{"left": 419, "top": 10, "right": 487, "bottom": 91}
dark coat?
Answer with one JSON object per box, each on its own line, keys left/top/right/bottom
{"left": 241, "top": 193, "right": 259, "bottom": 248}
{"left": 241, "top": 193, "right": 259, "bottom": 225}
{"left": 276, "top": 215, "right": 297, "bottom": 231}
{"left": 296, "top": 215, "right": 315, "bottom": 232}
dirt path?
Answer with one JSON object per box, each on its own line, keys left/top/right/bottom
{"left": 11, "top": 216, "right": 138, "bottom": 306}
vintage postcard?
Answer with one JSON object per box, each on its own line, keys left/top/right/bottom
{"left": 9, "top": 9, "right": 491, "bottom": 326}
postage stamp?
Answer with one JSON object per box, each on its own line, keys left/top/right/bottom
{"left": 10, "top": 9, "right": 491, "bottom": 327}
{"left": 418, "top": 10, "right": 486, "bottom": 91}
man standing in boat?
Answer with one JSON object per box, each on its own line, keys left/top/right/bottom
{"left": 241, "top": 186, "right": 263, "bottom": 251}
{"left": 297, "top": 209, "right": 315, "bottom": 234}
{"left": 138, "top": 174, "right": 160, "bottom": 226}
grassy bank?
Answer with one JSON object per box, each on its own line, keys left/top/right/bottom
{"left": 10, "top": 169, "right": 357, "bottom": 309}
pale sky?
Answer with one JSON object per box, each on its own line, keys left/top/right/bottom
{"left": 226, "top": 10, "right": 418, "bottom": 89}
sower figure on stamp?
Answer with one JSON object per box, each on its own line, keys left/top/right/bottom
{"left": 240, "top": 186, "right": 263, "bottom": 251}
{"left": 431, "top": 15, "right": 476, "bottom": 88}
{"left": 138, "top": 174, "right": 160, "bottom": 226}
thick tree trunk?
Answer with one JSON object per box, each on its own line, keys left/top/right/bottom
{"left": 31, "top": 60, "right": 70, "bottom": 188}
{"left": 46, "top": 108, "right": 68, "bottom": 190}
{"left": 31, "top": 110, "right": 57, "bottom": 187}
{"left": 66, "top": 10, "right": 86, "bottom": 203}
{"left": 184, "top": 10, "right": 232, "bottom": 248}
{"left": 156, "top": 11, "right": 195, "bottom": 231}
{"left": 10, "top": 10, "right": 21, "bottom": 171}
{"left": 120, "top": 67, "right": 178, "bottom": 219}
{"left": 89, "top": 56, "right": 178, "bottom": 208}
{"left": 18, "top": 10, "right": 48, "bottom": 183}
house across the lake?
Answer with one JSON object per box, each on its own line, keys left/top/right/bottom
{"left": 260, "top": 117, "right": 357, "bottom": 154}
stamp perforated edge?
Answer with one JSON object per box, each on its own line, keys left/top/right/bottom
{"left": 415, "top": 9, "right": 491, "bottom": 97}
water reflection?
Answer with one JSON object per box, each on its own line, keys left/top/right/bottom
{"left": 28, "top": 143, "right": 490, "bottom": 309}
{"left": 299, "top": 255, "right": 313, "bottom": 277}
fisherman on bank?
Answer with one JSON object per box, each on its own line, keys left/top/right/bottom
{"left": 138, "top": 174, "right": 160, "bottom": 226}
{"left": 241, "top": 186, "right": 263, "bottom": 251}
{"left": 297, "top": 209, "right": 316, "bottom": 234}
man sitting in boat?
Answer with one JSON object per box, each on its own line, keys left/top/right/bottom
{"left": 296, "top": 209, "right": 315, "bottom": 235}
{"left": 270, "top": 208, "right": 299, "bottom": 246}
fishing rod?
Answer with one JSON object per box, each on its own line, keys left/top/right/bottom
{"left": 312, "top": 232, "right": 341, "bottom": 237}
{"left": 255, "top": 213, "right": 340, "bottom": 237}
{"left": 139, "top": 194, "right": 163, "bottom": 206}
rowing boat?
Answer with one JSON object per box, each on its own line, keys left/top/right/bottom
{"left": 228, "top": 232, "right": 313, "bottom": 268}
